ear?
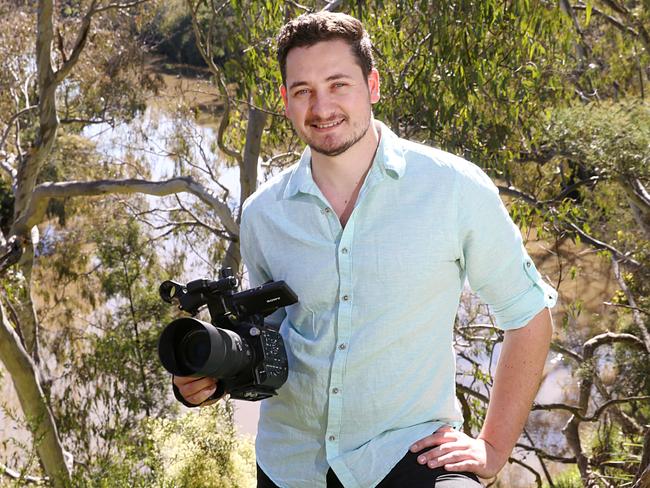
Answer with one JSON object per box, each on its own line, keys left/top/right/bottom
{"left": 280, "top": 84, "right": 289, "bottom": 114}
{"left": 368, "top": 68, "right": 380, "bottom": 104}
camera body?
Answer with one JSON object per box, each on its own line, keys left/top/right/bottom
{"left": 158, "top": 268, "right": 298, "bottom": 401}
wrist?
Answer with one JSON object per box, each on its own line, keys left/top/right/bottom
{"left": 477, "top": 435, "right": 511, "bottom": 471}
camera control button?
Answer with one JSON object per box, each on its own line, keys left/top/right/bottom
{"left": 338, "top": 343, "right": 347, "bottom": 350}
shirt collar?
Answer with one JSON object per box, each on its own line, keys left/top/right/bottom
{"left": 283, "top": 120, "right": 406, "bottom": 200}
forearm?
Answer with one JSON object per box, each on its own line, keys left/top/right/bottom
{"left": 478, "top": 307, "right": 553, "bottom": 462}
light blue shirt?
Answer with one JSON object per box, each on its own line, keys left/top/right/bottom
{"left": 240, "top": 121, "right": 558, "bottom": 488}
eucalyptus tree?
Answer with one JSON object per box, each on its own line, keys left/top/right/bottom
{"left": 0, "top": 0, "right": 249, "bottom": 484}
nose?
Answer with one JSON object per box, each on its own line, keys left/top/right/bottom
{"left": 309, "top": 90, "right": 336, "bottom": 119}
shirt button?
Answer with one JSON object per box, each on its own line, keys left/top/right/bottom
{"left": 338, "top": 343, "right": 347, "bottom": 350}
{"left": 332, "top": 387, "right": 339, "bottom": 394}
{"left": 341, "top": 247, "right": 348, "bottom": 254}
{"left": 342, "top": 295, "right": 349, "bottom": 301}
{"left": 322, "top": 208, "right": 331, "bottom": 214}
{"left": 526, "top": 262, "right": 532, "bottom": 268}
{"left": 328, "top": 435, "right": 336, "bottom": 442}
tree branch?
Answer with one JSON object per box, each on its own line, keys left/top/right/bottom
{"left": 589, "top": 396, "right": 650, "bottom": 422}
{"left": 0, "top": 463, "right": 47, "bottom": 484}
{"left": 596, "top": 0, "right": 650, "bottom": 52}
{"left": 533, "top": 396, "right": 650, "bottom": 422}
{"left": 496, "top": 184, "right": 539, "bottom": 206}
{"left": 550, "top": 341, "right": 584, "bottom": 363}
{"left": 562, "top": 216, "right": 641, "bottom": 267}
{"left": 92, "top": 0, "right": 149, "bottom": 13}
{"left": 0, "top": 105, "right": 38, "bottom": 156}
{"left": 498, "top": 182, "right": 640, "bottom": 267}
{"left": 635, "top": 427, "right": 650, "bottom": 486}
{"left": 0, "top": 237, "right": 24, "bottom": 275}
{"left": 573, "top": 3, "right": 638, "bottom": 37}
{"left": 456, "top": 383, "right": 490, "bottom": 404}
{"left": 611, "top": 258, "right": 650, "bottom": 352}
{"left": 508, "top": 457, "right": 542, "bottom": 487}
{"left": 16, "top": 177, "right": 239, "bottom": 238}
{"left": 54, "top": 0, "right": 97, "bottom": 83}
{"left": 322, "top": 0, "right": 344, "bottom": 12}
{"left": 515, "top": 443, "right": 577, "bottom": 463}
{"left": 187, "top": 0, "right": 242, "bottom": 164}
{"left": 620, "top": 177, "right": 650, "bottom": 215}
{"left": 603, "top": 302, "right": 650, "bottom": 316}
{"left": 544, "top": 175, "right": 602, "bottom": 204}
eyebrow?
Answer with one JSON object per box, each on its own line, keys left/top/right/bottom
{"left": 288, "top": 73, "right": 354, "bottom": 91}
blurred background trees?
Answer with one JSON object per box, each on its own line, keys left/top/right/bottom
{"left": 0, "top": 0, "right": 647, "bottom": 486}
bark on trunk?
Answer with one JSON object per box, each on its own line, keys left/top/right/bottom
{"left": 0, "top": 302, "right": 70, "bottom": 487}
{"left": 223, "top": 105, "right": 267, "bottom": 273}
{"left": 16, "top": 244, "right": 40, "bottom": 363}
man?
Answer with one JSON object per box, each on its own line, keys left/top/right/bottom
{"left": 174, "top": 11, "right": 557, "bottom": 488}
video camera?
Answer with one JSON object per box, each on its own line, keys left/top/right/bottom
{"left": 157, "top": 268, "right": 297, "bottom": 401}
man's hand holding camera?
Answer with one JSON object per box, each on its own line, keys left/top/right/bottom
{"left": 173, "top": 375, "right": 218, "bottom": 406}
{"left": 158, "top": 271, "right": 297, "bottom": 402}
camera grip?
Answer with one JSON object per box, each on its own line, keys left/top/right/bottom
{"left": 171, "top": 376, "right": 226, "bottom": 408}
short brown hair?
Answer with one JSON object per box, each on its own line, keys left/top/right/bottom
{"left": 277, "top": 12, "right": 375, "bottom": 85}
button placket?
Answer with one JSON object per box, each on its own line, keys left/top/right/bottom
{"left": 325, "top": 227, "right": 354, "bottom": 460}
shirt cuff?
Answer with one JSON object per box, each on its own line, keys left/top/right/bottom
{"left": 491, "top": 258, "right": 558, "bottom": 330}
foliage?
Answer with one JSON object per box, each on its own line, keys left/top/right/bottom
{"left": 544, "top": 101, "right": 650, "bottom": 180}
{"left": 61, "top": 404, "right": 255, "bottom": 488}
{"left": 0, "top": 0, "right": 649, "bottom": 487}
{"left": 147, "top": 404, "right": 256, "bottom": 488}
{"left": 141, "top": 0, "right": 212, "bottom": 66}
{"left": 543, "top": 466, "right": 583, "bottom": 488}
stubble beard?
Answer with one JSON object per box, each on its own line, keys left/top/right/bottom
{"left": 303, "top": 117, "right": 371, "bottom": 157}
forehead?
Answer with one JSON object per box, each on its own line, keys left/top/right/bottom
{"left": 284, "top": 39, "right": 363, "bottom": 84}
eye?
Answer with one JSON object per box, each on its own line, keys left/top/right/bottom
{"left": 333, "top": 82, "right": 347, "bottom": 89}
{"left": 293, "top": 88, "right": 310, "bottom": 96}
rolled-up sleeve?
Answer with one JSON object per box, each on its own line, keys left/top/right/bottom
{"left": 456, "top": 162, "right": 558, "bottom": 330}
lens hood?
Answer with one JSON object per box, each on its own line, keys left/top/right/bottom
{"left": 158, "top": 317, "right": 253, "bottom": 378}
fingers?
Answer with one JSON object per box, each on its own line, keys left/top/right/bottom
{"left": 418, "top": 445, "right": 472, "bottom": 470}
{"left": 410, "top": 425, "right": 458, "bottom": 452}
{"left": 413, "top": 440, "right": 467, "bottom": 466}
{"left": 409, "top": 427, "right": 484, "bottom": 472}
{"left": 174, "top": 376, "right": 218, "bottom": 405}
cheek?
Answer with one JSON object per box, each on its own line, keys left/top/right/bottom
{"left": 285, "top": 104, "right": 302, "bottom": 124}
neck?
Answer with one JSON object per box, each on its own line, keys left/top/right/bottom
{"left": 310, "top": 119, "right": 380, "bottom": 190}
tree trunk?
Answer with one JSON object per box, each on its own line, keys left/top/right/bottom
{"left": 223, "top": 105, "right": 267, "bottom": 273}
{"left": 238, "top": 104, "right": 267, "bottom": 221}
{"left": 0, "top": 302, "right": 70, "bottom": 487}
{"left": 17, "top": 242, "right": 40, "bottom": 363}
{"left": 635, "top": 427, "right": 650, "bottom": 488}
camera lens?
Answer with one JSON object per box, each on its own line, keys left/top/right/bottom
{"left": 180, "top": 329, "right": 210, "bottom": 370}
{"left": 158, "top": 317, "right": 254, "bottom": 378}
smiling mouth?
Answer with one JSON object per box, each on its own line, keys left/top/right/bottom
{"left": 310, "top": 118, "right": 345, "bottom": 129}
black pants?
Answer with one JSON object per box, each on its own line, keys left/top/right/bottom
{"left": 257, "top": 450, "right": 483, "bottom": 487}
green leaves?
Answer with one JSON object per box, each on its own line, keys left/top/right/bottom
{"left": 585, "top": 1, "right": 593, "bottom": 27}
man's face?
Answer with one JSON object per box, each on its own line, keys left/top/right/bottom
{"left": 281, "top": 39, "right": 380, "bottom": 157}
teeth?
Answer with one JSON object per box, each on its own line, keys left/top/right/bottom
{"left": 315, "top": 120, "right": 342, "bottom": 128}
